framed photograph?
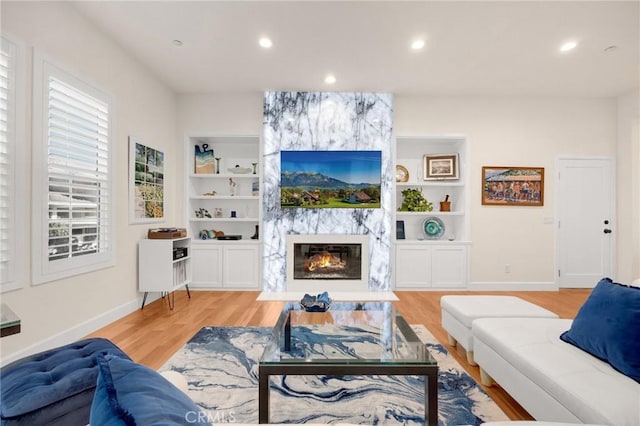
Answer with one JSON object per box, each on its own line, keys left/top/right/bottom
{"left": 424, "top": 154, "right": 459, "bottom": 180}
{"left": 482, "top": 166, "right": 544, "bottom": 206}
{"left": 129, "top": 136, "right": 165, "bottom": 223}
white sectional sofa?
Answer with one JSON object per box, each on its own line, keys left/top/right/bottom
{"left": 473, "top": 317, "right": 640, "bottom": 425}
{"left": 470, "top": 277, "right": 640, "bottom": 426}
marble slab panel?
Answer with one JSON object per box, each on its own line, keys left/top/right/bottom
{"left": 262, "top": 92, "right": 393, "bottom": 292}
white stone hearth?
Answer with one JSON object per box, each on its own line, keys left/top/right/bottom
{"left": 256, "top": 291, "right": 398, "bottom": 302}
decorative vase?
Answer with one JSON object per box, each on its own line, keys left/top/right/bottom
{"left": 251, "top": 225, "right": 259, "bottom": 240}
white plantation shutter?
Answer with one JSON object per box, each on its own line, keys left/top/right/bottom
{"left": 0, "top": 36, "right": 16, "bottom": 290}
{"left": 33, "top": 54, "right": 114, "bottom": 284}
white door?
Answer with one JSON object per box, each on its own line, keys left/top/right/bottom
{"left": 557, "top": 158, "right": 615, "bottom": 288}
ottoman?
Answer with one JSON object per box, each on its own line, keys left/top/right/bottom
{"left": 441, "top": 295, "right": 558, "bottom": 365}
{"left": 0, "top": 337, "right": 129, "bottom": 425}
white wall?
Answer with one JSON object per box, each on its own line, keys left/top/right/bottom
{"left": 1, "top": 2, "right": 178, "bottom": 364}
{"left": 616, "top": 91, "right": 640, "bottom": 281}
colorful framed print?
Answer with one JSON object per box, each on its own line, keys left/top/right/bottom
{"left": 482, "top": 166, "right": 544, "bottom": 206}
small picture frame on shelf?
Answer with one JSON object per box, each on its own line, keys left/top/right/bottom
{"left": 424, "top": 154, "right": 459, "bottom": 180}
{"left": 194, "top": 143, "right": 215, "bottom": 174}
{"left": 396, "top": 220, "right": 406, "bottom": 240}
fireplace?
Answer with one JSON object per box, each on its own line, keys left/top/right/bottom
{"left": 286, "top": 234, "right": 369, "bottom": 293}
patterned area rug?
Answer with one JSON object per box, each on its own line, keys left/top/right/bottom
{"left": 161, "top": 325, "right": 508, "bottom": 425}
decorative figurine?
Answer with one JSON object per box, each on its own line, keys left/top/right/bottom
{"left": 229, "top": 178, "right": 237, "bottom": 196}
{"left": 215, "top": 157, "right": 221, "bottom": 174}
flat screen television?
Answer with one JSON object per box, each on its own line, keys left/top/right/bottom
{"left": 280, "top": 150, "right": 381, "bottom": 209}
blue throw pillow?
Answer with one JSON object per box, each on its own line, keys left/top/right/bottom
{"left": 560, "top": 277, "right": 640, "bottom": 383}
{"left": 90, "top": 353, "right": 211, "bottom": 425}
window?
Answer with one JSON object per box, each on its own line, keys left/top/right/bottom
{"left": 32, "top": 53, "right": 114, "bottom": 284}
{"left": 1, "top": 34, "right": 25, "bottom": 293}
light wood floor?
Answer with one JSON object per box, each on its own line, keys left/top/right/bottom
{"left": 86, "top": 289, "right": 591, "bottom": 421}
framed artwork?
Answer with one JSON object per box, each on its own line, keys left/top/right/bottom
{"left": 129, "top": 136, "right": 165, "bottom": 223}
{"left": 482, "top": 166, "right": 544, "bottom": 206}
{"left": 194, "top": 143, "right": 216, "bottom": 174}
{"left": 424, "top": 154, "right": 459, "bottom": 180}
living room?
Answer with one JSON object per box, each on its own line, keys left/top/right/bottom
{"left": 1, "top": 1, "right": 639, "bottom": 424}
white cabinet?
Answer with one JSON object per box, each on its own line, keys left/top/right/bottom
{"left": 394, "top": 135, "right": 470, "bottom": 289}
{"left": 395, "top": 242, "right": 469, "bottom": 289}
{"left": 138, "top": 237, "right": 191, "bottom": 308}
{"left": 190, "top": 241, "right": 260, "bottom": 289}
{"left": 190, "top": 244, "right": 222, "bottom": 288}
{"left": 185, "top": 135, "right": 262, "bottom": 291}
{"left": 223, "top": 244, "right": 260, "bottom": 288}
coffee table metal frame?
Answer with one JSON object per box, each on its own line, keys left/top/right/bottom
{"left": 258, "top": 302, "right": 438, "bottom": 425}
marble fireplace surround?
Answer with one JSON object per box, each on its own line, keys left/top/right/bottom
{"left": 261, "top": 92, "right": 394, "bottom": 296}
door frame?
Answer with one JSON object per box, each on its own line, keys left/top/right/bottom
{"left": 555, "top": 156, "right": 616, "bottom": 288}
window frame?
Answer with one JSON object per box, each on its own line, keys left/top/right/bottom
{"left": 1, "top": 33, "right": 26, "bottom": 293}
{"left": 31, "top": 51, "right": 115, "bottom": 285}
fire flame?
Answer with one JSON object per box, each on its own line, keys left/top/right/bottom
{"left": 304, "top": 251, "right": 346, "bottom": 272}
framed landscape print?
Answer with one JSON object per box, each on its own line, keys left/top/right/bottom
{"left": 424, "top": 154, "right": 459, "bottom": 180}
{"left": 482, "top": 166, "right": 544, "bottom": 206}
{"left": 129, "top": 137, "right": 165, "bottom": 223}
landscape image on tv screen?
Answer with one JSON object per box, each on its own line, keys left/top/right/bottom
{"left": 280, "top": 150, "right": 382, "bottom": 208}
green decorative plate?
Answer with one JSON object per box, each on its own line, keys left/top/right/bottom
{"left": 423, "top": 217, "right": 445, "bottom": 240}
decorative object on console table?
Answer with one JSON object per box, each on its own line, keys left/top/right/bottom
{"left": 424, "top": 153, "right": 459, "bottom": 180}
{"left": 194, "top": 143, "right": 215, "bottom": 174}
{"left": 129, "top": 136, "right": 165, "bottom": 224}
{"left": 148, "top": 227, "right": 187, "bottom": 239}
{"left": 481, "top": 166, "right": 544, "bottom": 206}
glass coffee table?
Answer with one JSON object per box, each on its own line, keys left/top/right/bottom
{"left": 258, "top": 301, "right": 438, "bottom": 424}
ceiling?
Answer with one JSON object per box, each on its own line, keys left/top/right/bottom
{"left": 72, "top": 1, "right": 639, "bottom": 97}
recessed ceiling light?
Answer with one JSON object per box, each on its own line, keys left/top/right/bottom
{"left": 324, "top": 73, "right": 336, "bottom": 85}
{"left": 559, "top": 41, "right": 578, "bottom": 52}
{"left": 172, "top": 39, "right": 183, "bottom": 47}
{"left": 259, "top": 37, "right": 273, "bottom": 49}
{"left": 411, "top": 39, "right": 425, "bottom": 50}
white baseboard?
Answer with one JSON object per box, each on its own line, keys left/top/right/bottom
{"left": 469, "top": 281, "right": 559, "bottom": 291}
{"left": 0, "top": 298, "right": 140, "bottom": 368}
